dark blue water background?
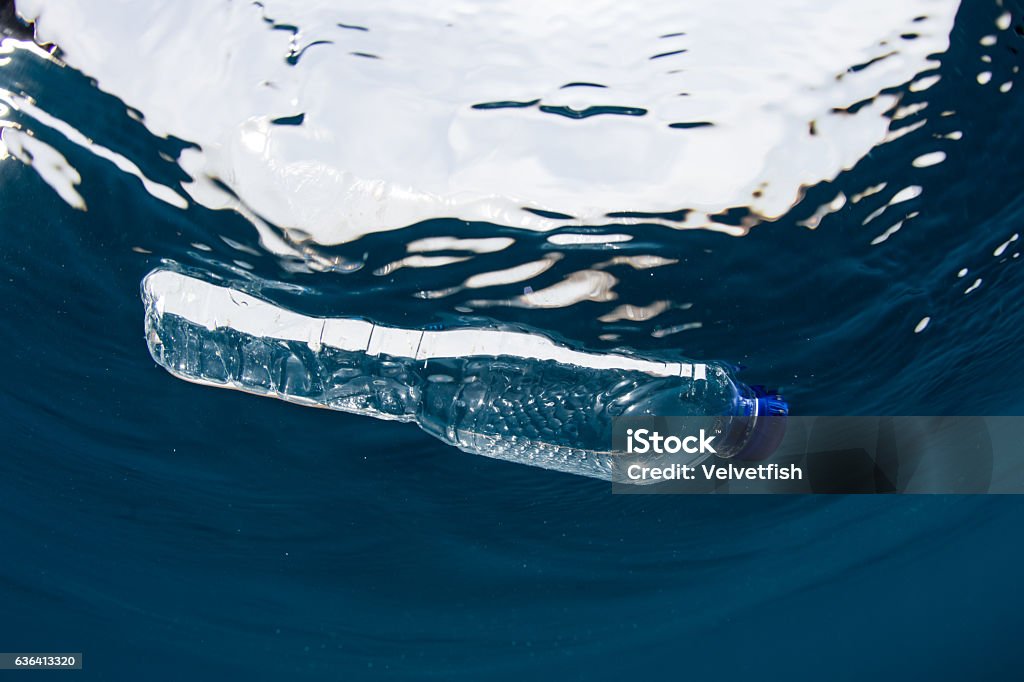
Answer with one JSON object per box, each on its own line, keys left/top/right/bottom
{"left": 2, "top": 2, "right": 1024, "bottom": 679}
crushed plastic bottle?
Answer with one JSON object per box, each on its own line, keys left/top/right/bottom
{"left": 142, "top": 267, "right": 786, "bottom": 480}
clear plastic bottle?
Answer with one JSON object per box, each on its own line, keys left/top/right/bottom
{"left": 143, "top": 268, "right": 786, "bottom": 480}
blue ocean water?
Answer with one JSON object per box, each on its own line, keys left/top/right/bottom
{"left": 2, "top": 1, "right": 1024, "bottom": 679}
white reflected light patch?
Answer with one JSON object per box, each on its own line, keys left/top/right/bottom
{"left": 463, "top": 256, "right": 562, "bottom": 290}
{"left": 469, "top": 269, "right": 619, "bottom": 310}
{"left": 594, "top": 255, "right": 678, "bottom": 270}
{"left": 2, "top": 128, "right": 85, "bottom": 209}
{"left": 373, "top": 254, "right": 471, "bottom": 276}
{"left": 17, "top": 0, "right": 959, "bottom": 245}
{"left": 547, "top": 233, "right": 632, "bottom": 246}
{"left": 599, "top": 300, "right": 671, "bottom": 323}
{"left": 406, "top": 237, "right": 515, "bottom": 254}
{"left": 0, "top": 75, "right": 189, "bottom": 210}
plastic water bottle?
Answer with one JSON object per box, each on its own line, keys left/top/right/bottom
{"left": 142, "top": 267, "right": 787, "bottom": 480}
